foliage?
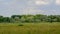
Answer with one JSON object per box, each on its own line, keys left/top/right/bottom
{"left": 0, "top": 14, "right": 60, "bottom": 23}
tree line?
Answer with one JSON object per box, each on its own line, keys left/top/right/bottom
{"left": 0, "top": 14, "right": 60, "bottom": 23}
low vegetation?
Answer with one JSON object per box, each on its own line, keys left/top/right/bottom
{"left": 18, "top": 24, "right": 24, "bottom": 26}
{"left": 0, "top": 23, "right": 60, "bottom": 34}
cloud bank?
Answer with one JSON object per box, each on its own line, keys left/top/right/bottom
{"left": 56, "top": 0, "right": 60, "bottom": 5}
{"left": 0, "top": 0, "right": 60, "bottom": 17}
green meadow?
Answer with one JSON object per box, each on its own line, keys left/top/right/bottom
{"left": 0, "top": 22, "right": 60, "bottom": 34}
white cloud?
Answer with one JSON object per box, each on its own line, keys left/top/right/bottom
{"left": 27, "top": 0, "right": 50, "bottom": 6}
{"left": 56, "top": 0, "right": 60, "bottom": 5}
{"left": 35, "top": 0, "right": 49, "bottom": 5}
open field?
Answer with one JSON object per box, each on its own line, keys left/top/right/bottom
{"left": 0, "top": 22, "right": 60, "bottom": 34}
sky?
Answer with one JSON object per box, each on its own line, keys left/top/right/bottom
{"left": 0, "top": 0, "right": 60, "bottom": 17}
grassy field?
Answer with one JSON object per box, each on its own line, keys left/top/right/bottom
{"left": 0, "top": 22, "right": 60, "bottom": 34}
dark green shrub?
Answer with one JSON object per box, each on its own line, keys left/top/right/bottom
{"left": 18, "top": 24, "right": 24, "bottom": 26}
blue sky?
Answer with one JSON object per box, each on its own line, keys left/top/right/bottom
{"left": 0, "top": 0, "right": 60, "bottom": 17}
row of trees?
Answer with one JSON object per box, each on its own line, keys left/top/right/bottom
{"left": 0, "top": 14, "right": 60, "bottom": 23}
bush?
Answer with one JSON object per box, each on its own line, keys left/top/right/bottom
{"left": 18, "top": 24, "right": 24, "bottom": 26}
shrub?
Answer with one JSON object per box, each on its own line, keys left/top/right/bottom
{"left": 18, "top": 24, "right": 24, "bottom": 26}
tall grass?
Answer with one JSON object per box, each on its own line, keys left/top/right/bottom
{"left": 0, "top": 23, "right": 60, "bottom": 34}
